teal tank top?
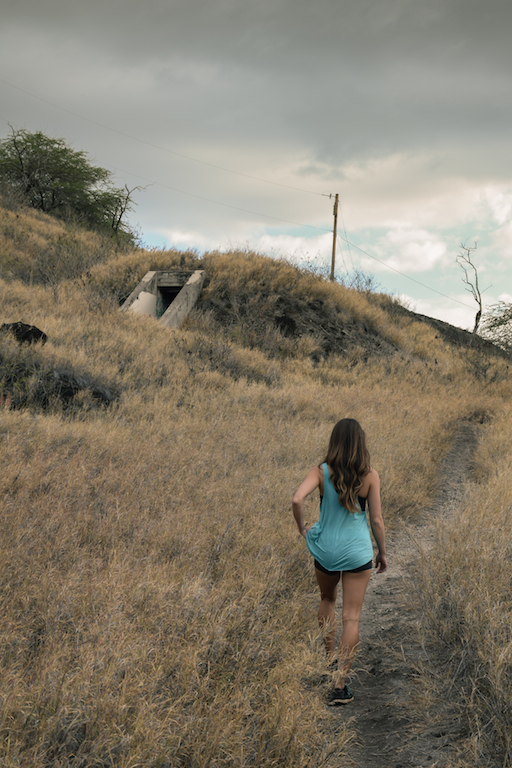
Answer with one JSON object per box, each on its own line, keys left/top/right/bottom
{"left": 306, "top": 463, "right": 373, "bottom": 571}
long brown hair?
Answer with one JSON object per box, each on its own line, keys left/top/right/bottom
{"left": 324, "top": 418, "right": 371, "bottom": 513}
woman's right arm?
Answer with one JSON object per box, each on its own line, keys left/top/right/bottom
{"left": 292, "top": 466, "right": 321, "bottom": 538}
{"left": 367, "top": 469, "right": 388, "bottom": 573}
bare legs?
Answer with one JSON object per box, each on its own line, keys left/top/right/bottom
{"left": 315, "top": 568, "right": 340, "bottom": 659}
{"left": 314, "top": 567, "right": 371, "bottom": 689}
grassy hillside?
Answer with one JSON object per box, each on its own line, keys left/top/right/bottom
{"left": 1, "top": 200, "right": 512, "bottom": 766}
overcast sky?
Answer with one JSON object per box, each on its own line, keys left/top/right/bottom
{"left": 1, "top": 0, "right": 512, "bottom": 328}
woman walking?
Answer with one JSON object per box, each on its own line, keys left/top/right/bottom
{"left": 292, "top": 418, "right": 387, "bottom": 705}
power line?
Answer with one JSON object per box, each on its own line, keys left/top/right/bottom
{"left": 339, "top": 201, "right": 354, "bottom": 271}
{"left": 336, "top": 234, "right": 350, "bottom": 274}
{"left": 336, "top": 233, "right": 476, "bottom": 310}
{"left": 105, "top": 162, "right": 333, "bottom": 233}
{"left": 0, "top": 78, "right": 325, "bottom": 197}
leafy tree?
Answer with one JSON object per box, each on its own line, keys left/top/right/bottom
{"left": 0, "top": 127, "right": 140, "bottom": 242}
{"left": 481, "top": 302, "right": 512, "bottom": 352}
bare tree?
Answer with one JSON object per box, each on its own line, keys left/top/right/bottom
{"left": 456, "top": 241, "right": 491, "bottom": 336}
{"left": 109, "top": 184, "right": 144, "bottom": 237}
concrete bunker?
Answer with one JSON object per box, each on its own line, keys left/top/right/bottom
{"left": 120, "top": 270, "right": 205, "bottom": 329}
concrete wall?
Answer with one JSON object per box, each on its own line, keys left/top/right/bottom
{"left": 159, "top": 270, "right": 206, "bottom": 329}
{"left": 120, "top": 270, "right": 205, "bottom": 327}
{"left": 128, "top": 291, "right": 157, "bottom": 317}
{"left": 120, "top": 272, "right": 158, "bottom": 314}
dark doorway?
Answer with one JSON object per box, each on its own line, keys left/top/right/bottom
{"left": 157, "top": 286, "right": 182, "bottom": 316}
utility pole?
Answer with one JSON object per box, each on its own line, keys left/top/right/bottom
{"left": 330, "top": 193, "right": 339, "bottom": 281}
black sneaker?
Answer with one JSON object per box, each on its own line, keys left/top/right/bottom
{"left": 327, "top": 684, "right": 354, "bottom": 705}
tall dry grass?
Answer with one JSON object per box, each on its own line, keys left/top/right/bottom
{"left": 1, "top": 237, "right": 511, "bottom": 765}
{"left": 0, "top": 202, "right": 125, "bottom": 288}
{"left": 87, "top": 247, "right": 449, "bottom": 360}
{"left": 415, "top": 404, "right": 512, "bottom": 766}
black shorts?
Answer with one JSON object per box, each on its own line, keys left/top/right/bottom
{"left": 314, "top": 559, "right": 372, "bottom": 575}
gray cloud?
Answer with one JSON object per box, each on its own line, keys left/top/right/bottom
{"left": 3, "top": 0, "right": 511, "bottom": 179}
{"left": 4, "top": 0, "right": 512, "bottom": 168}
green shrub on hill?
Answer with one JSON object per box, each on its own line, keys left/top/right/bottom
{"left": 0, "top": 127, "right": 139, "bottom": 244}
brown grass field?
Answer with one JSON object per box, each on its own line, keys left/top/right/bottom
{"left": 1, "top": 200, "right": 512, "bottom": 766}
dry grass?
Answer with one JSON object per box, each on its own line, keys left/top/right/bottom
{"left": 414, "top": 406, "right": 512, "bottom": 766}
{"left": 1, "top": 221, "right": 512, "bottom": 765}
{"left": 87, "top": 247, "right": 454, "bottom": 361}
{"left": 0, "top": 200, "right": 124, "bottom": 288}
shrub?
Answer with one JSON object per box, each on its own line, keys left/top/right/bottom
{"left": 0, "top": 127, "right": 139, "bottom": 244}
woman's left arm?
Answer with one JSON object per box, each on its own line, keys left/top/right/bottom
{"left": 292, "top": 466, "right": 321, "bottom": 538}
{"left": 367, "top": 470, "right": 387, "bottom": 573}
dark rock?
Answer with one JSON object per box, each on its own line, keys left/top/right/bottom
{"left": 276, "top": 315, "right": 297, "bottom": 336}
{"left": 1, "top": 322, "right": 48, "bottom": 345}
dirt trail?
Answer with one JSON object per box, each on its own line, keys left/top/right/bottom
{"left": 324, "top": 422, "right": 478, "bottom": 768}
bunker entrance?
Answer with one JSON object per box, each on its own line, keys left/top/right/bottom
{"left": 157, "top": 286, "right": 182, "bottom": 317}
{"left": 120, "top": 270, "right": 206, "bottom": 329}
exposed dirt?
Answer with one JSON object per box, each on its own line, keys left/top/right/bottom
{"left": 199, "top": 274, "right": 401, "bottom": 359}
{"left": 318, "top": 422, "right": 478, "bottom": 767}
